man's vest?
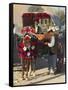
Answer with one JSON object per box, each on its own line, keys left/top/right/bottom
{"left": 48, "top": 36, "right": 57, "bottom": 55}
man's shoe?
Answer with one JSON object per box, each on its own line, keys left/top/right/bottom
{"left": 50, "top": 69, "right": 54, "bottom": 74}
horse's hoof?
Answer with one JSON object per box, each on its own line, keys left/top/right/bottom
{"left": 25, "top": 77, "right": 29, "bottom": 80}
{"left": 33, "top": 73, "right": 36, "bottom": 77}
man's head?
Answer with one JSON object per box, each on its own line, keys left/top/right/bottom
{"left": 48, "top": 29, "right": 54, "bottom": 36}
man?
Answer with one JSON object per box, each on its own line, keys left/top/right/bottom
{"left": 45, "top": 28, "right": 57, "bottom": 74}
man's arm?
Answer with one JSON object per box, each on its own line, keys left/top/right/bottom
{"left": 48, "top": 36, "right": 55, "bottom": 47}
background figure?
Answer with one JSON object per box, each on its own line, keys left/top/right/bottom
{"left": 37, "top": 24, "right": 43, "bottom": 34}
{"left": 45, "top": 29, "right": 57, "bottom": 74}
{"left": 56, "top": 42, "right": 64, "bottom": 73}
{"left": 55, "top": 32, "right": 64, "bottom": 73}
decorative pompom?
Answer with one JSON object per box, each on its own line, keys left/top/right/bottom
{"left": 23, "top": 46, "right": 27, "bottom": 51}
{"left": 27, "top": 52, "right": 30, "bottom": 56}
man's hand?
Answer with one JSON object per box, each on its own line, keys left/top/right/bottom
{"left": 45, "top": 42, "right": 48, "bottom": 45}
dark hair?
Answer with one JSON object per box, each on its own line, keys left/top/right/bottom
{"left": 48, "top": 29, "right": 53, "bottom": 33}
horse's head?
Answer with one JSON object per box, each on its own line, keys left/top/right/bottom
{"left": 21, "top": 26, "right": 38, "bottom": 42}
{"left": 23, "top": 34, "right": 31, "bottom": 47}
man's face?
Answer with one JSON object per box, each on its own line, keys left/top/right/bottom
{"left": 49, "top": 32, "right": 54, "bottom": 36}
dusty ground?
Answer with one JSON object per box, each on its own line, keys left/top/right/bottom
{"left": 13, "top": 57, "right": 65, "bottom": 86}
{"left": 13, "top": 67, "right": 65, "bottom": 86}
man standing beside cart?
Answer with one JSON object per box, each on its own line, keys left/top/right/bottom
{"left": 45, "top": 27, "right": 57, "bottom": 74}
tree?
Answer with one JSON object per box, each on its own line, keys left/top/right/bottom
{"left": 28, "top": 5, "right": 44, "bottom": 12}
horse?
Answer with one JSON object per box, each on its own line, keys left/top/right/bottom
{"left": 16, "top": 26, "right": 56, "bottom": 80}
{"left": 17, "top": 26, "right": 38, "bottom": 80}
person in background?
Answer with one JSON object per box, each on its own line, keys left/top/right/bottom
{"left": 45, "top": 28, "right": 57, "bottom": 74}
{"left": 37, "top": 23, "right": 43, "bottom": 34}
{"left": 56, "top": 42, "right": 64, "bottom": 73}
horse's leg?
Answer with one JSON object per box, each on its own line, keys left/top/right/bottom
{"left": 22, "top": 58, "right": 25, "bottom": 80}
{"left": 25, "top": 60, "right": 29, "bottom": 80}
{"left": 28, "top": 59, "right": 32, "bottom": 78}
{"left": 32, "top": 56, "right": 36, "bottom": 77}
